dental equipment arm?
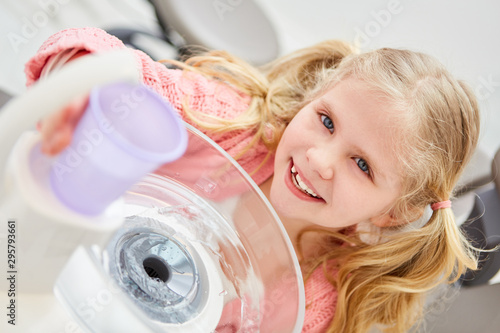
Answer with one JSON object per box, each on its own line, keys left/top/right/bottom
{"left": 0, "top": 50, "right": 140, "bottom": 194}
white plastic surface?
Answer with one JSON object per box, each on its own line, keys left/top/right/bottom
{"left": 0, "top": 132, "right": 125, "bottom": 293}
{"left": 56, "top": 244, "right": 224, "bottom": 332}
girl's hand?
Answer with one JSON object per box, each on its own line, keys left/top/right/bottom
{"left": 37, "top": 49, "right": 91, "bottom": 156}
{"left": 38, "top": 95, "right": 88, "bottom": 155}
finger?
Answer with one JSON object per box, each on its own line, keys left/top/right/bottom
{"left": 41, "top": 125, "right": 72, "bottom": 155}
{"left": 66, "top": 94, "right": 88, "bottom": 129}
{"left": 40, "top": 95, "right": 89, "bottom": 155}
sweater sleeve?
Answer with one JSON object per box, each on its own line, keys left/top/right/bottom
{"left": 302, "top": 265, "right": 338, "bottom": 333}
{"left": 25, "top": 27, "right": 274, "bottom": 185}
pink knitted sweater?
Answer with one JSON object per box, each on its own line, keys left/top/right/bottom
{"left": 25, "top": 27, "right": 337, "bottom": 332}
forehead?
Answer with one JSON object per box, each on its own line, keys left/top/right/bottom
{"left": 321, "top": 79, "right": 404, "bottom": 184}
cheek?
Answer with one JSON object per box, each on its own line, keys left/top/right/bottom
{"left": 362, "top": 188, "right": 400, "bottom": 218}
{"left": 274, "top": 131, "right": 296, "bottom": 161}
{"left": 278, "top": 120, "right": 314, "bottom": 152}
{"left": 335, "top": 178, "right": 391, "bottom": 214}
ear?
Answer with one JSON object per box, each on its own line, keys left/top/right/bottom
{"left": 369, "top": 213, "right": 400, "bottom": 228}
{"left": 369, "top": 207, "right": 425, "bottom": 228}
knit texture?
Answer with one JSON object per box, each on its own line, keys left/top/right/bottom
{"left": 25, "top": 27, "right": 338, "bottom": 331}
{"left": 302, "top": 263, "right": 338, "bottom": 332}
{"left": 25, "top": 27, "right": 273, "bottom": 186}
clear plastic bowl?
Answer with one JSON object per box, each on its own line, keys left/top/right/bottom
{"left": 55, "top": 123, "right": 305, "bottom": 332}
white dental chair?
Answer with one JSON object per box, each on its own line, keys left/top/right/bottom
{"left": 107, "top": 0, "right": 280, "bottom": 65}
{"left": 458, "top": 147, "right": 500, "bottom": 286}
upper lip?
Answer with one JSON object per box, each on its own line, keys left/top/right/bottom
{"left": 292, "top": 161, "right": 322, "bottom": 199}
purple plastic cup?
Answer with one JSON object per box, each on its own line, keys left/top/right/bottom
{"left": 50, "top": 81, "right": 188, "bottom": 215}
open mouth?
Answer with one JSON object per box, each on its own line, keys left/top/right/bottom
{"left": 290, "top": 165, "right": 322, "bottom": 199}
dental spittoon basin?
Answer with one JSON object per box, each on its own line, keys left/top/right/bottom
{"left": 0, "top": 51, "right": 305, "bottom": 332}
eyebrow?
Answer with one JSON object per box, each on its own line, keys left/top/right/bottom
{"left": 317, "top": 98, "right": 387, "bottom": 183}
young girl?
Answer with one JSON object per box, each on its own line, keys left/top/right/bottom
{"left": 29, "top": 27, "right": 480, "bottom": 332}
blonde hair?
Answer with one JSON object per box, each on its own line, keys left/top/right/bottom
{"left": 160, "top": 40, "right": 356, "bottom": 153}
{"left": 162, "top": 43, "right": 480, "bottom": 332}
{"left": 299, "top": 49, "right": 480, "bottom": 332}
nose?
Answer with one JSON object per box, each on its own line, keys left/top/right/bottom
{"left": 306, "top": 145, "right": 335, "bottom": 180}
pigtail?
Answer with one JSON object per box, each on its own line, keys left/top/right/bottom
{"left": 299, "top": 205, "right": 478, "bottom": 333}
{"left": 436, "top": 207, "right": 478, "bottom": 281}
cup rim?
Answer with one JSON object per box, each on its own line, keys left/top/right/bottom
{"left": 89, "top": 82, "right": 188, "bottom": 164}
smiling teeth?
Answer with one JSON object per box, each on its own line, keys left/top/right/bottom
{"left": 291, "top": 166, "right": 321, "bottom": 198}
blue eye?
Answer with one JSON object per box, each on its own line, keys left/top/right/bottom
{"left": 320, "top": 114, "right": 334, "bottom": 133}
{"left": 355, "top": 157, "right": 370, "bottom": 175}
